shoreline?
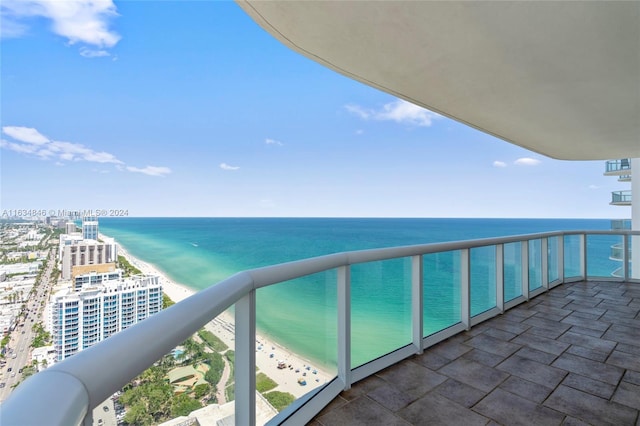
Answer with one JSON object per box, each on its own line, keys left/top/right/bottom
{"left": 112, "top": 239, "right": 334, "bottom": 399}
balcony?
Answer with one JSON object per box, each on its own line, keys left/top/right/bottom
{"left": 611, "top": 190, "right": 632, "bottom": 206}
{"left": 604, "top": 159, "right": 632, "bottom": 176}
{"left": 3, "top": 230, "right": 640, "bottom": 425}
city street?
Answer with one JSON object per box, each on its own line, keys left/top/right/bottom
{"left": 0, "top": 246, "right": 56, "bottom": 403}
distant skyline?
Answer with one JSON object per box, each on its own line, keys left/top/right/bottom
{"left": 0, "top": 1, "right": 630, "bottom": 219}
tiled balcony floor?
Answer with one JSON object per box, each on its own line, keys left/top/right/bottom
{"left": 310, "top": 281, "right": 640, "bottom": 426}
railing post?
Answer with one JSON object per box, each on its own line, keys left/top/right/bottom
{"left": 623, "top": 233, "right": 629, "bottom": 281}
{"left": 496, "top": 244, "right": 504, "bottom": 313}
{"left": 412, "top": 255, "right": 423, "bottom": 354}
{"left": 558, "top": 235, "right": 565, "bottom": 283}
{"left": 337, "top": 265, "right": 351, "bottom": 390}
{"left": 541, "top": 238, "right": 549, "bottom": 290}
{"left": 461, "top": 249, "right": 470, "bottom": 330}
{"left": 521, "top": 241, "right": 529, "bottom": 301}
{"left": 236, "top": 290, "right": 256, "bottom": 426}
{"left": 579, "top": 234, "right": 587, "bottom": 280}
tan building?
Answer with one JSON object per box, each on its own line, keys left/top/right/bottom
{"left": 60, "top": 239, "right": 117, "bottom": 280}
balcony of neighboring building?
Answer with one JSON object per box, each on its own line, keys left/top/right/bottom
{"left": 611, "top": 190, "right": 632, "bottom": 206}
{"left": 604, "top": 159, "right": 632, "bottom": 176}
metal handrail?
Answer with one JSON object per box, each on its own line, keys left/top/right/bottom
{"left": 605, "top": 158, "right": 631, "bottom": 173}
{"left": 3, "top": 229, "right": 640, "bottom": 425}
{"left": 611, "top": 190, "right": 632, "bottom": 204}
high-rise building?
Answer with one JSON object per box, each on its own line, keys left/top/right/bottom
{"left": 59, "top": 237, "right": 118, "bottom": 280}
{"left": 82, "top": 216, "right": 99, "bottom": 240}
{"left": 48, "top": 275, "right": 162, "bottom": 362}
{"left": 65, "top": 222, "right": 77, "bottom": 234}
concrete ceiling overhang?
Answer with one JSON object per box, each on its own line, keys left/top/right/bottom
{"left": 238, "top": 1, "right": 640, "bottom": 160}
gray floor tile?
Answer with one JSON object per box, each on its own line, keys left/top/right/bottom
{"left": 439, "top": 357, "right": 508, "bottom": 393}
{"left": 434, "top": 378, "right": 486, "bottom": 408}
{"left": 566, "top": 344, "right": 609, "bottom": 362}
{"left": 513, "top": 346, "right": 558, "bottom": 365}
{"left": 473, "top": 388, "right": 565, "bottom": 426}
{"left": 316, "top": 396, "right": 410, "bottom": 426}
{"left": 561, "top": 372, "right": 616, "bottom": 399}
{"left": 545, "top": 385, "right": 638, "bottom": 426}
{"left": 558, "top": 331, "right": 616, "bottom": 354}
{"left": 552, "top": 353, "right": 624, "bottom": 385}
{"left": 497, "top": 355, "right": 567, "bottom": 388}
{"left": 462, "top": 348, "right": 506, "bottom": 368}
{"left": 377, "top": 360, "right": 447, "bottom": 399}
{"left": 499, "top": 376, "right": 553, "bottom": 404}
{"left": 607, "top": 350, "right": 640, "bottom": 372}
{"left": 367, "top": 384, "right": 415, "bottom": 412}
{"left": 612, "top": 381, "right": 640, "bottom": 411}
{"left": 513, "top": 332, "right": 570, "bottom": 355}
{"left": 398, "top": 392, "right": 489, "bottom": 426}
{"left": 464, "top": 334, "right": 521, "bottom": 357}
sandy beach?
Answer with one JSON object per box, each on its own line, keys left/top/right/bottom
{"left": 116, "top": 243, "right": 334, "bottom": 399}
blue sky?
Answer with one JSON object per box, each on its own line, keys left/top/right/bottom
{"left": 0, "top": 1, "right": 630, "bottom": 218}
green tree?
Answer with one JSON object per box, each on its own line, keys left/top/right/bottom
{"left": 123, "top": 403, "right": 153, "bottom": 426}
{"left": 170, "top": 393, "right": 201, "bottom": 417}
{"left": 193, "top": 383, "right": 211, "bottom": 399}
{"left": 204, "top": 352, "right": 225, "bottom": 386}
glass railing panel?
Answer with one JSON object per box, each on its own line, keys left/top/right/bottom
{"left": 610, "top": 243, "right": 624, "bottom": 261}
{"left": 564, "top": 235, "right": 582, "bottom": 278}
{"left": 470, "top": 246, "right": 496, "bottom": 316}
{"left": 503, "top": 242, "right": 522, "bottom": 302}
{"left": 255, "top": 270, "right": 338, "bottom": 423}
{"left": 423, "top": 250, "right": 461, "bottom": 336}
{"left": 547, "top": 237, "right": 560, "bottom": 283}
{"left": 587, "top": 234, "right": 621, "bottom": 279}
{"left": 351, "top": 258, "right": 411, "bottom": 368}
{"left": 528, "top": 239, "right": 542, "bottom": 291}
{"left": 629, "top": 235, "right": 639, "bottom": 280}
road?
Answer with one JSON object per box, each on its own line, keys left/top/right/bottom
{"left": 0, "top": 244, "right": 57, "bottom": 403}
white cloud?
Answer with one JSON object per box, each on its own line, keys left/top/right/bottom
{"left": 2, "top": 126, "right": 49, "bottom": 145}
{"left": 1, "top": 139, "right": 39, "bottom": 154}
{"left": 514, "top": 157, "right": 541, "bottom": 166}
{"left": 126, "top": 166, "right": 172, "bottom": 177}
{"left": 1, "top": 125, "right": 170, "bottom": 176}
{"left": 493, "top": 161, "right": 507, "bottom": 168}
{"left": 265, "top": 138, "right": 283, "bottom": 146}
{"left": 79, "top": 47, "right": 110, "bottom": 58}
{"left": 355, "top": 129, "right": 364, "bottom": 135}
{"left": 220, "top": 163, "right": 240, "bottom": 171}
{"left": 588, "top": 185, "right": 601, "bottom": 190}
{"left": 1, "top": 0, "right": 120, "bottom": 55}
{"left": 345, "top": 99, "right": 441, "bottom": 127}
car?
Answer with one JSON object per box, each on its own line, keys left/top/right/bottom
{"left": 7, "top": 368, "right": 12, "bottom": 372}
{"left": 0, "top": 383, "right": 5, "bottom": 388}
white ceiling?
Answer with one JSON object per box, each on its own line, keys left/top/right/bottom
{"left": 238, "top": 1, "right": 640, "bottom": 160}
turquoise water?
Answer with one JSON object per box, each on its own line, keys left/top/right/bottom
{"left": 100, "top": 217, "right": 616, "bottom": 370}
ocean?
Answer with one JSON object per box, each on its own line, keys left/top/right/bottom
{"left": 99, "top": 217, "right": 617, "bottom": 370}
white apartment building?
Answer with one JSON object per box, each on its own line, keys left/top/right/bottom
{"left": 73, "top": 270, "right": 123, "bottom": 292}
{"left": 49, "top": 275, "right": 162, "bottom": 362}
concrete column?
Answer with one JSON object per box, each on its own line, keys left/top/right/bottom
{"left": 631, "top": 158, "right": 640, "bottom": 279}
